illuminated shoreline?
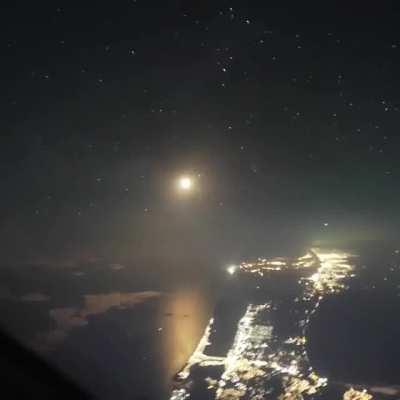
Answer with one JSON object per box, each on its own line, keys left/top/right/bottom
{"left": 170, "top": 249, "right": 374, "bottom": 400}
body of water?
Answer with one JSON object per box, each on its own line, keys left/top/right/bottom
{"left": 1, "top": 242, "right": 399, "bottom": 399}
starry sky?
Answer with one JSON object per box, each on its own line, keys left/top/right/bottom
{"left": 2, "top": 0, "right": 400, "bottom": 269}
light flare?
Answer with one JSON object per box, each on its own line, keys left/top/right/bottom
{"left": 178, "top": 176, "right": 193, "bottom": 191}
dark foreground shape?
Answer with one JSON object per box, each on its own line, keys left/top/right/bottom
{"left": 0, "top": 328, "right": 91, "bottom": 399}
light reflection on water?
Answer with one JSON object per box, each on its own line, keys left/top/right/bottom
{"left": 157, "top": 286, "right": 215, "bottom": 389}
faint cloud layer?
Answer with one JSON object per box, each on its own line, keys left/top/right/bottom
{"left": 0, "top": 287, "right": 50, "bottom": 302}
{"left": 369, "top": 386, "right": 400, "bottom": 396}
{"left": 38, "top": 291, "right": 161, "bottom": 350}
{"left": 109, "top": 263, "right": 125, "bottom": 271}
{"left": 21, "top": 292, "right": 50, "bottom": 302}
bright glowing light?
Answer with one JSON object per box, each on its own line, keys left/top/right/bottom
{"left": 178, "top": 176, "right": 193, "bottom": 191}
{"left": 227, "top": 265, "right": 237, "bottom": 275}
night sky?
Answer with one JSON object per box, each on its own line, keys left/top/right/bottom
{"left": 4, "top": 2, "right": 400, "bottom": 399}
{"left": 2, "top": 1, "right": 400, "bottom": 267}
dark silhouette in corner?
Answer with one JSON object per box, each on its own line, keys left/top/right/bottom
{"left": 0, "top": 328, "right": 91, "bottom": 399}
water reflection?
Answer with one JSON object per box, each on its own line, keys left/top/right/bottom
{"left": 0, "top": 262, "right": 220, "bottom": 399}
{"left": 157, "top": 286, "right": 214, "bottom": 389}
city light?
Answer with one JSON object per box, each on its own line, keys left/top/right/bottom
{"left": 227, "top": 265, "right": 237, "bottom": 275}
